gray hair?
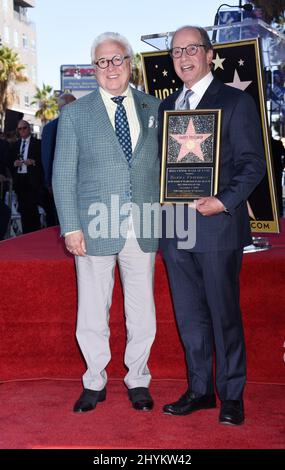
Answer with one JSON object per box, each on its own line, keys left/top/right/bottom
{"left": 91, "top": 32, "right": 134, "bottom": 64}
{"left": 170, "top": 26, "right": 213, "bottom": 52}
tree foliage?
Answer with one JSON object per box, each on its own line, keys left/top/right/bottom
{"left": 31, "top": 83, "right": 58, "bottom": 124}
{"left": 131, "top": 53, "right": 144, "bottom": 90}
{"left": 0, "top": 45, "right": 27, "bottom": 130}
{"left": 251, "top": 0, "right": 285, "bottom": 24}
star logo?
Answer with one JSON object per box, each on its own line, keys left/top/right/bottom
{"left": 238, "top": 59, "right": 245, "bottom": 66}
{"left": 170, "top": 119, "right": 212, "bottom": 162}
{"left": 212, "top": 53, "right": 226, "bottom": 70}
{"left": 226, "top": 69, "right": 252, "bottom": 91}
{"left": 162, "top": 69, "right": 168, "bottom": 77}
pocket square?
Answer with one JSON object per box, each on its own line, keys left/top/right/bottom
{"left": 148, "top": 116, "right": 157, "bottom": 128}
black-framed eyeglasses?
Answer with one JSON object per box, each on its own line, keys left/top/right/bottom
{"left": 170, "top": 44, "right": 206, "bottom": 59}
{"left": 95, "top": 55, "right": 130, "bottom": 69}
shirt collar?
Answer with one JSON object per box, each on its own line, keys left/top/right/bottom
{"left": 100, "top": 85, "right": 132, "bottom": 102}
{"left": 22, "top": 135, "right": 31, "bottom": 143}
{"left": 189, "top": 71, "right": 214, "bottom": 98}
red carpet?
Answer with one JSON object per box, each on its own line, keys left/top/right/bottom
{"left": 0, "top": 379, "right": 284, "bottom": 449}
{"left": 0, "top": 221, "right": 284, "bottom": 449}
{"left": 0, "top": 221, "right": 284, "bottom": 383}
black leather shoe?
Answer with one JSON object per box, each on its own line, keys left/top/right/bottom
{"left": 163, "top": 391, "right": 216, "bottom": 416}
{"left": 219, "top": 400, "right": 244, "bottom": 425}
{"left": 73, "top": 387, "right": 106, "bottom": 413}
{"left": 128, "top": 387, "right": 153, "bottom": 411}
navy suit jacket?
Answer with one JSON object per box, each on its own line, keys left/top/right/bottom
{"left": 41, "top": 118, "right": 59, "bottom": 187}
{"left": 158, "top": 77, "right": 266, "bottom": 252}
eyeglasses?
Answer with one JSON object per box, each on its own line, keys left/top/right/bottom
{"left": 17, "top": 126, "right": 28, "bottom": 130}
{"left": 94, "top": 55, "right": 130, "bottom": 69}
{"left": 170, "top": 44, "right": 206, "bottom": 59}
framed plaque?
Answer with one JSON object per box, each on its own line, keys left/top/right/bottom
{"left": 160, "top": 109, "right": 222, "bottom": 203}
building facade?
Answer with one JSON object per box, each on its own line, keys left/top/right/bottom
{"left": 0, "top": 0, "right": 39, "bottom": 132}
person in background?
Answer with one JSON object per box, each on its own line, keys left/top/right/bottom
{"left": 158, "top": 26, "right": 265, "bottom": 426}
{"left": 53, "top": 32, "right": 160, "bottom": 414}
{"left": 41, "top": 93, "right": 76, "bottom": 190}
{"left": 10, "top": 120, "right": 43, "bottom": 233}
{"left": 0, "top": 140, "right": 11, "bottom": 240}
{"left": 10, "top": 120, "right": 54, "bottom": 233}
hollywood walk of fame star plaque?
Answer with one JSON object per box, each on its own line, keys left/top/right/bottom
{"left": 160, "top": 109, "right": 222, "bottom": 203}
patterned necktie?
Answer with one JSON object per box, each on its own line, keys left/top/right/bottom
{"left": 180, "top": 89, "right": 193, "bottom": 110}
{"left": 21, "top": 139, "right": 26, "bottom": 157}
{"left": 111, "top": 96, "right": 132, "bottom": 162}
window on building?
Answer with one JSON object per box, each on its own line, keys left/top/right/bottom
{"left": 24, "top": 95, "right": 30, "bottom": 107}
{"left": 22, "top": 34, "right": 28, "bottom": 49}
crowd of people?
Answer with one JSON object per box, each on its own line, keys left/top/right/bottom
{"left": 0, "top": 93, "right": 76, "bottom": 239}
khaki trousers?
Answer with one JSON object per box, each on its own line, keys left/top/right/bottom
{"left": 75, "top": 236, "right": 156, "bottom": 391}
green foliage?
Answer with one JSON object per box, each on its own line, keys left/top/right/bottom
{"left": 31, "top": 83, "right": 59, "bottom": 124}
{"left": 251, "top": 0, "right": 285, "bottom": 24}
{"left": 0, "top": 45, "right": 27, "bottom": 130}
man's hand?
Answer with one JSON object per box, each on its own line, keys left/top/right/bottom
{"left": 14, "top": 159, "right": 23, "bottom": 167}
{"left": 24, "top": 159, "right": 36, "bottom": 166}
{"left": 196, "top": 196, "right": 226, "bottom": 216}
{"left": 65, "top": 230, "right": 86, "bottom": 257}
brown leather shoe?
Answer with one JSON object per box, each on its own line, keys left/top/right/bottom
{"left": 163, "top": 391, "right": 216, "bottom": 415}
{"left": 128, "top": 387, "right": 153, "bottom": 411}
{"left": 73, "top": 388, "right": 106, "bottom": 413}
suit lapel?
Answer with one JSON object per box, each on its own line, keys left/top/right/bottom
{"left": 27, "top": 137, "right": 33, "bottom": 158}
{"left": 86, "top": 89, "right": 129, "bottom": 165}
{"left": 197, "top": 78, "right": 222, "bottom": 109}
{"left": 131, "top": 89, "right": 147, "bottom": 163}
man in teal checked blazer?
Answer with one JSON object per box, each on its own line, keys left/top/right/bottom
{"left": 52, "top": 32, "right": 160, "bottom": 413}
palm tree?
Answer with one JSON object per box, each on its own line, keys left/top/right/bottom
{"left": 31, "top": 83, "right": 59, "bottom": 125}
{"left": 0, "top": 45, "right": 28, "bottom": 131}
{"left": 251, "top": 0, "right": 285, "bottom": 24}
{"left": 131, "top": 53, "right": 144, "bottom": 90}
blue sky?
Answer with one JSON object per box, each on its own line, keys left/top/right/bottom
{"left": 29, "top": 0, "right": 229, "bottom": 90}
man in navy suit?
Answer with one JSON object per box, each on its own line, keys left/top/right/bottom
{"left": 158, "top": 26, "right": 265, "bottom": 425}
{"left": 41, "top": 94, "right": 76, "bottom": 226}
{"left": 10, "top": 120, "right": 44, "bottom": 233}
{"left": 41, "top": 93, "right": 76, "bottom": 189}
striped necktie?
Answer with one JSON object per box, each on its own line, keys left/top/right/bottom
{"left": 21, "top": 139, "right": 26, "bottom": 157}
{"left": 111, "top": 96, "right": 132, "bottom": 162}
{"left": 180, "top": 89, "right": 193, "bottom": 110}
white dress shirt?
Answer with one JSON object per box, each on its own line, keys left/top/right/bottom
{"left": 18, "top": 135, "right": 31, "bottom": 174}
{"left": 100, "top": 85, "right": 140, "bottom": 150}
{"left": 175, "top": 72, "right": 214, "bottom": 110}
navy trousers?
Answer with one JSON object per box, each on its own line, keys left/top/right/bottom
{"left": 162, "top": 242, "right": 246, "bottom": 401}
